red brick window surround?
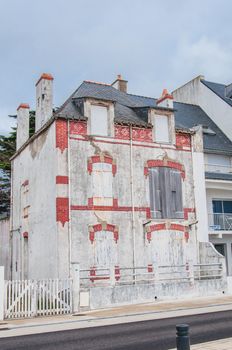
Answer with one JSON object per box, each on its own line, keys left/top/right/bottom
{"left": 89, "top": 223, "right": 119, "bottom": 243}
{"left": 145, "top": 223, "right": 189, "bottom": 243}
{"left": 144, "top": 159, "right": 185, "bottom": 179}
{"left": 87, "top": 155, "right": 117, "bottom": 176}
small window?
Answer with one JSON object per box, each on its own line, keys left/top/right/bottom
{"left": 91, "top": 105, "right": 108, "bottom": 136}
{"left": 155, "top": 115, "right": 170, "bottom": 143}
{"left": 92, "top": 163, "right": 113, "bottom": 205}
{"left": 149, "top": 167, "right": 183, "bottom": 219}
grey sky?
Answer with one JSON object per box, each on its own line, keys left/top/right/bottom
{"left": 1, "top": 0, "right": 232, "bottom": 134}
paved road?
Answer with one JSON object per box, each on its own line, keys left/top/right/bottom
{"left": 1, "top": 310, "right": 232, "bottom": 350}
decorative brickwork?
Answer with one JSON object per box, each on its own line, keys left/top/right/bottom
{"left": 56, "top": 120, "right": 68, "bottom": 153}
{"left": 70, "top": 121, "right": 87, "bottom": 135}
{"left": 184, "top": 208, "right": 196, "bottom": 220}
{"left": 176, "top": 133, "right": 191, "bottom": 149}
{"left": 56, "top": 197, "right": 69, "bottom": 226}
{"left": 146, "top": 222, "right": 189, "bottom": 242}
{"left": 144, "top": 159, "right": 185, "bottom": 179}
{"left": 89, "top": 223, "right": 119, "bottom": 243}
{"left": 115, "top": 125, "right": 153, "bottom": 142}
{"left": 56, "top": 176, "right": 69, "bottom": 184}
{"left": 87, "top": 155, "right": 117, "bottom": 176}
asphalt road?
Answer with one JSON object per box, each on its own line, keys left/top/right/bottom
{"left": 1, "top": 310, "right": 232, "bottom": 350}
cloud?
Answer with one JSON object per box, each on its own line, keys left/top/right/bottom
{"left": 171, "top": 36, "right": 232, "bottom": 86}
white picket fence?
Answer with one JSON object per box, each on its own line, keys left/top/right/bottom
{"left": 4, "top": 279, "right": 73, "bottom": 319}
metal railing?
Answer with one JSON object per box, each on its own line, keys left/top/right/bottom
{"left": 80, "top": 263, "right": 223, "bottom": 288}
{"left": 205, "top": 163, "right": 232, "bottom": 173}
{"left": 208, "top": 213, "right": 232, "bottom": 231}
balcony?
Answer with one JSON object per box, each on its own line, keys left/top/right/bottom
{"left": 208, "top": 213, "right": 232, "bottom": 231}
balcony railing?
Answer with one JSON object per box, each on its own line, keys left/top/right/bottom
{"left": 208, "top": 213, "right": 232, "bottom": 231}
{"left": 205, "top": 163, "right": 232, "bottom": 174}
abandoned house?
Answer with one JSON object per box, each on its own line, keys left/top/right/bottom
{"left": 9, "top": 73, "right": 226, "bottom": 306}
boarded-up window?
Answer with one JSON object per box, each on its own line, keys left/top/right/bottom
{"left": 91, "top": 105, "right": 108, "bottom": 136}
{"left": 94, "top": 231, "right": 117, "bottom": 267}
{"left": 149, "top": 167, "right": 183, "bottom": 219}
{"left": 92, "top": 163, "right": 113, "bottom": 205}
{"left": 155, "top": 115, "right": 170, "bottom": 143}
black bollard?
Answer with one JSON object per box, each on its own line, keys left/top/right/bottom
{"left": 176, "top": 324, "right": 190, "bottom": 350}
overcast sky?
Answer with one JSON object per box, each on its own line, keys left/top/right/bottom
{"left": 1, "top": 0, "right": 232, "bottom": 134}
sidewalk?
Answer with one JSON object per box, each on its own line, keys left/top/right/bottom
{"left": 169, "top": 337, "right": 232, "bottom": 349}
{"left": 1, "top": 294, "right": 232, "bottom": 341}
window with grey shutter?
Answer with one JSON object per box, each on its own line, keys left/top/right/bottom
{"left": 149, "top": 168, "right": 162, "bottom": 218}
{"left": 149, "top": 167, "right": 183, "bottom": 219}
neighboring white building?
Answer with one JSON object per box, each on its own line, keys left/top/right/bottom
{"left": 173, "top": 77, "right": 232, "bottom": 278}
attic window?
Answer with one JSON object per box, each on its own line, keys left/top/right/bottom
{"left": 202, "top": 126, "right": 216, "bottom": 135}
{"left": 90, "top": 105, "right": 108, "bottom": 136}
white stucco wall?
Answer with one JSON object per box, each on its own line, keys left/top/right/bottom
{"left": 11, "top": 123, "right": 57, "bottom": 279}
{"left": 173, "top": 76, "right": 232, "bottom": 141}
{"left": 0, "top": 218, "right": 10, "bottom": 280}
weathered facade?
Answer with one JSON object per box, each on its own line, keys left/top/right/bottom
{"left": 10, "top": 74, "right": 225, "bottom": 304}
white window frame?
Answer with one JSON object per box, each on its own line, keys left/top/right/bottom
{"left": 92, "top": 163, "right": 113, "bottom": 206}
{"left": 155, "top": 114, "right": 170, "bottom": 143}
{"left": 90, "top": 104, "right": 109, "bottom": 136}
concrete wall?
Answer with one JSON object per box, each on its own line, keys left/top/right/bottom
{"left": 11, "top": 123, "right": 57, "bottom": 279}
{"left": 173, "top": 76, "right": 232, "bottom": 141}
{"left": 0, "top": 218, "right": 10, "bottom": 280}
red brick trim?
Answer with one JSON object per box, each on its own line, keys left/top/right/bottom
{"left": 71, "top": 203, "right": 149, "bottom": 215}
{"left": 69, "top": 136, "right": 192, "bottom": 153}
{"left": 89, "top": 266, "right": 120, "bottom": 282}
{"left": 70, "top": 121, "right": 87, "bottom": 135}
{"left": 89, "top": 223, "right": 119, "bottom": 243}
{"left": 176, "top": 133, "right": 191, "bottom": 149}
{"left": 146, "top": 223, "right": 189, "bottom": 242}
{"left": 115, "top": 265, "right": 120, "bottom": 281}
{"left": 144, "top": 159, "right": 185, "bottom": 179}
{"left": 156, "top": 89, "right": 173, "bottom": 105}
{"left": 56, "top": 176, "right": 69, "bottom": 184}
{"left": 184, "top": 208, "right": 195, "bottom": 220}
{"left": 56, "top": 120, "right": 68, "bottom": 153}
{"left": 36, "top": 73, "right": 54, "bottom": 86}
{"left": 87, "top": 155, "right": 117, "bottom": 176}
{"left": 147, "top": 264, "right": 153, "bottom": 273}
{"left": 23, "top": 231, "right": 28, "bottom": 238}
{"left": 17, "top": 103, "right": 30, "bottom": 111}
{"left": 56, "top": 197, "right": 69, "bottom": 226}
{"left": 115, "top": 125, "right": 153, "bottom": 142}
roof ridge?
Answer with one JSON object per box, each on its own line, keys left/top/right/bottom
{"left": 174, "top": 101, "right": 200, "bottom": 107}
{"left": 83, "top": 80, "right": 111, "bottom": 86}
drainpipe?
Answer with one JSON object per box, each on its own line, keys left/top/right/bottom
{"left": 191, "top": 132, "right": 200, "bottom": 264}
{"left": 129, "top": 125, "right": 136, "bottom": 280}
{"left": 67, "top": 120, "right": 72, "bottom": 278}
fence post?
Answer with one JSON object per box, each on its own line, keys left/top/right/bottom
{"left": 176, "top": 324, "right": 190, "bottom": 350}
{"left": 71, "top": 262, "right": 80, "bottom": 314}
{"left": 0, "top": 267, "right": 4, "bottom": 320}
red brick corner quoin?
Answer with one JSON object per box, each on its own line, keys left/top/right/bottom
{"left": 144, "top": 159, "right": 185, "bottom": 179}
{"left": 87, "top": 155, "right": 117, "bottom": 176}
{"left": 89, "top": 223, "right": 119, "bottom": 243}
{"left": 56, "top": 120, "right": 68, "bottom": 153}
{"left": 56, "top": 197, "right": 69, "bottom": 226}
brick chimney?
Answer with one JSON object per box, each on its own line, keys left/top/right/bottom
{"left": 156, "top": 89, "right": 174, "bottom": 109}
{"left": 35, "top": 73, "right": 54, "bottom": 131}
{"left": 111, "top": 74, "right": 128, "bottom": 93}
{"left": 16, "top": 103, "right": 30, "bottom": 150}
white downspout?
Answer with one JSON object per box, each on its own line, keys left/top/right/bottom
{"left": 130, "top": 126, "right": 136, "bottom": 279}
{"left": 67, "top": 120, "right": 72, "bottom": 277}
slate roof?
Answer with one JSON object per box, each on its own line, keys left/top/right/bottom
{"left": 201, "top": 80, "right": 232, "bottom": 107}
{"left": 56, "top": 80, "right": 232, "bottom": 155}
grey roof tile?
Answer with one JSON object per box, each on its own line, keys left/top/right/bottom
{"left": 201, "top": 80, "right": 232, "bottom": 107}
{"left": 57, "top": 80, "right": 232, "bottom": 154}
